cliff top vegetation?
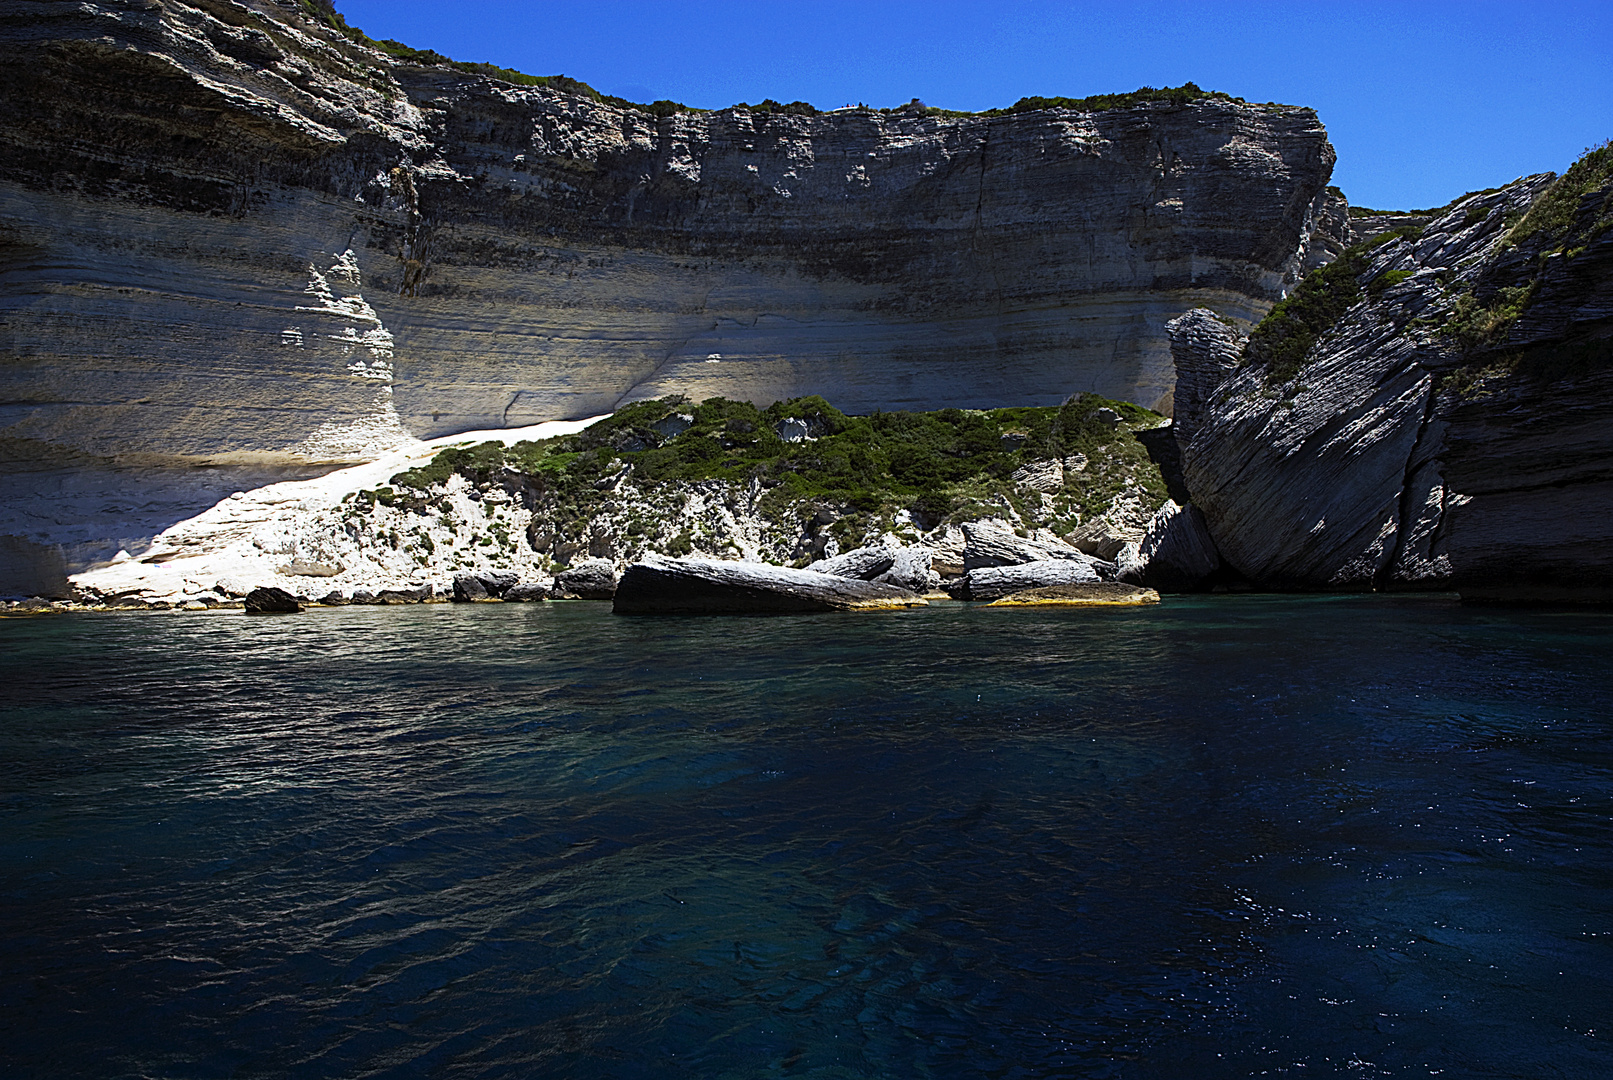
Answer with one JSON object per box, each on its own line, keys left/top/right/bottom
{"left": 298, "top": 3, "right": 1257, "bottom": 122}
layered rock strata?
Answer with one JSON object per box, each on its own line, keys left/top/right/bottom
{"left": 1172, "top": 168, "right": 1613, "bottom": 598}
{"left": 1, "top": 1, "right": 1342, "bottom": 588}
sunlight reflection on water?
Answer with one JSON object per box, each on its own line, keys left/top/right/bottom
{"left": 2, "top": 597, "right": 1611, "bottom": 1078}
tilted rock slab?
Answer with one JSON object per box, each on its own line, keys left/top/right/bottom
{"left": 986, "top": 583, "right": 1160, "bottom": 607}
{"left": 807, "top": 545, "right": 897, "bottom": 580}
{"left": 613, "top": 556, "right": 926, "bottom": 614}
{"left": 962, "top": 522, "right": 1111, "bottom": 574}
{"left": 959, "top": 559, "right": 1102, "bottom": 602}
{"left": 244, "top": 586, "right": 301, "bottom": 614}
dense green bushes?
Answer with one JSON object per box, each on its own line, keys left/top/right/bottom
{"left": 987, "top": 83, "right": 1238, "bottom": 116}
{"left": 390, "top": 393, "right": 1166, "bottom": 535}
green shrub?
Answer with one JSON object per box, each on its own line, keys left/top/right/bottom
{"left": 382, "top": 393, "right": 1169, "bottom": 540}
{"left": 1441, "top": 283, "right": 1538, "bottom": 351}
{"left": 1505, "top": 140, "right": 1613, "bottom": 249}
{"left": 735, "top": 99, "right": 819, "bottom": 116}
{"left": 1245, "top": 227, "right": 1423, "bottom": 383}
{"left": 1348, "top": 185, "right": 1506, "bottom": 219}
{"left": 1367, "top": 269, "right": 1415, "bottom": 297}
{"left": 987, "top": 82, "right": 1235, "bottom": 116}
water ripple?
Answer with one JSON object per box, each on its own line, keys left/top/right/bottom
{"left": 2, "top": 597, "right": 1612, "bottom": 1077}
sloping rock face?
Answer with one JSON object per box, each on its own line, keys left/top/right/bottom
{"left": 1175, "top": 167, "right": 1613, "bottom": 598}
{"left": 1117, "top": 500, "right": 1221, "bottom": 591}
{"left": 0, "top": 1, "right": 1340, "bottom": 587}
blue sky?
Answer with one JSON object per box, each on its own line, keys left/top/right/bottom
{"left": 335, "top": 1, "right": 1612, "bottom": 210}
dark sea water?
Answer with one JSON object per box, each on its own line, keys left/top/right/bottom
{"left": 2, "top": 597, "right": 1611, "bottom": 1079}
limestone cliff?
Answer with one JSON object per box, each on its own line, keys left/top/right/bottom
{"left": 0, "top": 0, "right": 1340, "bottom": 586}
{"left": 1172, "top": 152, "right": 1613, "bottom": 599}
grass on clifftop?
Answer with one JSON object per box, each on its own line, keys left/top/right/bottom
{"left": 388, "top": 394, "right": 1168, "bottom": 541}
{"left": 1503, "top": 140, "right": 1613, "bottom": 251}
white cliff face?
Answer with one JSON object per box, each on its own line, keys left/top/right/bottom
{"left": 0, "top": 0, "right": 1340, "bottom": 588}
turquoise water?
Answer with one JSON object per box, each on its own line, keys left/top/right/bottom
{"left": 2, "top": 597, "right": 1611, "bottom": 1078}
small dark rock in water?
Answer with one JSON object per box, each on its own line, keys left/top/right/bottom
{"left": 244, "top": 586, "right": 301, "bottom": 614}
{"left": 554, "top": 560, "right": 619, "bottom": 600}
{"left": 318, "top": 590, "right": 350, "bottom": 606}
{"left": 614, "top": 555, "right": 926, "bottom": 615}
{"left": 503, "top": 582, "right": 549, "bottom": 602}
{"left": 349, "top": 590, "right": 378, "bottom": 605}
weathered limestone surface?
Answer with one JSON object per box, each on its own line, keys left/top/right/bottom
{"left": 962, "top": 522, "right": 1109, "bottom": 573}
{"left": 613, "top": 556, "right": 926, "bottom": 614}
{"left": 0, "top": 1, "right": 1341, "bottom": 588}
{"left": 958, "top": 559, "right": 1102, "bottom": 601}
{"left": 1176, "top": 171, "right": 1613, "bottom": 596}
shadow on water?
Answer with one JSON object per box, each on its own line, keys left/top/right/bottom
{"left": 2, "top": 597, "right": 1611, "bottom": 1078}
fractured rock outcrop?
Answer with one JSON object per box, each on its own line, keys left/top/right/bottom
{"left": 1173, "top": 167, "right": 1613, "bottom": 597}
{"left": 961, "top": 522, "right": 1109, "bottom": 573}
{"left": 1117, "top": 500, "right": 1222, "bottom": 592}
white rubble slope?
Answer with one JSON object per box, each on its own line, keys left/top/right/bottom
{"left": 71, "top": 417, "right": 607, "bottom": 607}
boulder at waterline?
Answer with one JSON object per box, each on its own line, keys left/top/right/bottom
{"left": 875, "top": 547, "right": 942, "bottom": 594}
{"left": 452, "top": 574, "right": 493, "bottom": 602}
{"left": 613, "top": 557, "right": 927, "bottom": 615}
{"left": 244, "top": 587, "right": 301, "bottom": 614}
{"left": 377, "top": 586, "right": 432, "bottom": 604}
{"left": 958, "top": 560, "right": 1103, "bottom": 602}
{"left": 503, "top": 582, "right": 550, "bottom": 602}
{"left": 553, "top": 560, "right": 619, "bottom": 600}
{"left": 986, "top": 583, "right": 1161, "bottom": 607}
{"left": 452, "top": 570, "right": 521, "bottom": 602}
